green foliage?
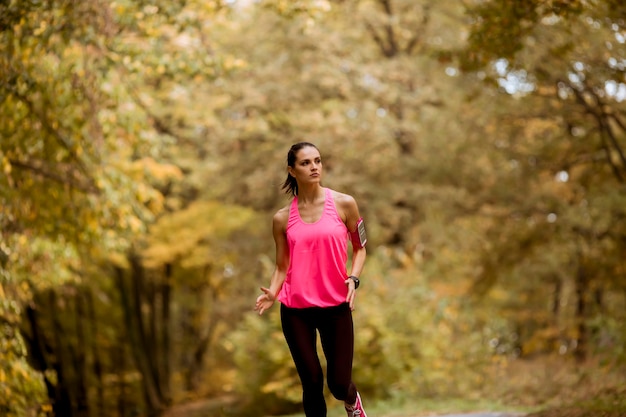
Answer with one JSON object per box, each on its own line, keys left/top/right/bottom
{"left": 462, "top": 0, "right": 593, "bottom": 70}
{"left": 1, "top": 0, "right": 186, "bottom": 412}
{"left": 0, "top": 299, "right": 47, "bottom": 417}
{"left": 228, "top": 310, "right": 303, "bottom": 414}
{"left": 458, "top": 0, "right": 626, "bottom": 363}
{"left": 1, "top": 0, "right": 626, "bottom": 415}
{"left": 141, "top": 201, "right": 258, "bottom": 268}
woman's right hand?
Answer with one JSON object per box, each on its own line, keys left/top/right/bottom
{"left": 255, "top": 287, "right": 275, "bottom": 315}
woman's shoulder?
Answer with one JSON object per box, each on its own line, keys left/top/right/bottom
{"left": 272, "top": 203, "right": 291, "bottom": 226}
{"left": 329, "top": 188, "right": 357, "bottom": 208}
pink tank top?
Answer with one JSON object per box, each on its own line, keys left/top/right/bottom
{"left": 278, "top": 188, "right": 349, "bottom": 308}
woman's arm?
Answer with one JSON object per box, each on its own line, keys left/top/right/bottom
{"left": 336, "top": 192, "right": 367, "bottom": 309}
{"left": 255, "top": 208, "right": 290, "bottom": 315}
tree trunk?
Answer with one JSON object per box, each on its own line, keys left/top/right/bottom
{"left": 185, "top": 265, "right": 217, "bottom": 391}
{"left": 74, "top": 293, "right": 90, "bottom": 417}
{"left": 159, "top": 263, "right": 172, "bottom": 404}
{"left": 49, "top": 290, "right": 74, "bottom": 417}
{"left": 552, "top": 278, "right": 562, "bottom": 316}
{"left": 114, "top": 264, "right": 164, "bottom": 415}
{"left": 188, "top": 280, "right": 220, "bottom": 390}
{"left": 24, "top": 305, "right": 57, "bottom": 409}
{"left": 86, "top": 289, "right": 105, "bottom": 417}
{"left": 116, "top": 341, "right": 127, "bottom": 417}
{"left": 574, "top": 259, "right": 588, "bottom": 362}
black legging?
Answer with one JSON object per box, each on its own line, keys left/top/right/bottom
{"left": 280, "top": 302, "right": 357, "bottom": 417}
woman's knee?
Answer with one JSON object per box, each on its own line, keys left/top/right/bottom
{"left": 301, "top": 367, "right": 325, "bottom": 393}
{"left": 328, "top": 379, "right": 354, "bottom": 401}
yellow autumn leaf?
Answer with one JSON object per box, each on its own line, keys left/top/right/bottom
{"left": 1, "top": 156, "right": 11, "bottom": 174}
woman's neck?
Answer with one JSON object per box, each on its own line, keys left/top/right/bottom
{"left": 297, "top": 185, "right": 324, "bottom": 204}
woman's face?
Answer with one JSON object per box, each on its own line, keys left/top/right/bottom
{"left": 289, "top": 146, "right": 322, "bottom": 185}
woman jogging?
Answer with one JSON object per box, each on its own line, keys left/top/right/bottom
{"left": 255, "top": 141, "right": 369, "bottom": 417}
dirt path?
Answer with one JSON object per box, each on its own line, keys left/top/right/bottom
{"left": 432, "top": 414, "right": 523, "bottom": 417}
{"left": 161, "top": 396, "right": 237, "bottom": 417}
{"left": 162, "top": 398, "right": 525, "bottom": 417}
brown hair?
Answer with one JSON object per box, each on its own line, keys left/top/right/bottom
{"left": 281, "top": 142, "right": 319, "bottom": 196}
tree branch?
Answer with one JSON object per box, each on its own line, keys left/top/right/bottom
{"left": 8, "top": 158, "right": 99, "bottom": 194}
{"left": 563, "top": 79, "right": 625, "bottom": 182}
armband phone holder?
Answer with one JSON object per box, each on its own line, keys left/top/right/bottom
{"left": 350, "top": 218, "right": 367, "bottom": 248}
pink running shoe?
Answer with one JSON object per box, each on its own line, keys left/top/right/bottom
{"left": 345, "top": 392, "right": 368, "bottom": 417}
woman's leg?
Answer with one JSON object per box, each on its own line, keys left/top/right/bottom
{"left": 281, "top": 305, "right": 327, "bottom": 417}
{"left": 318, "top": 303, "right": 357, "bottom": 404}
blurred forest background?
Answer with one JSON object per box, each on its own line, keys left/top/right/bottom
{"left": 1, "top": 1, "right": 626, "bottom": 417}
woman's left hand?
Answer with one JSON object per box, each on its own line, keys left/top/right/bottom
{"left": 345, "top": 278, "right": 357, "bottom": 310}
